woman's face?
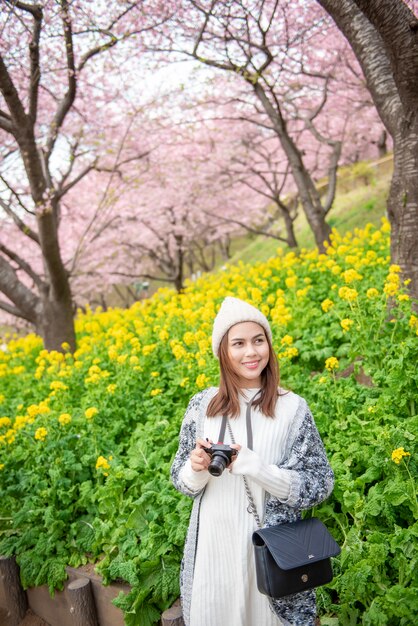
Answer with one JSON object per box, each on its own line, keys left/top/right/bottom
{"left": 226, "top": 322, "right": 270, "bottom": 388}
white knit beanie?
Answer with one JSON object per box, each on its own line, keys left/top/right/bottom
{"left": 212, "top": 296, "right": 273, "bottom": 357}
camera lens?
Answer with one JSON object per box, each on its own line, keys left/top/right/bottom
{"left": 208, "top": 452, "right": 230, "bottom": 477}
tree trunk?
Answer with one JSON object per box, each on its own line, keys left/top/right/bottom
{"left": 174, "top": 241, "right": 185, "bottom": 293}
{"left": 36, "top": 291, "right": 76, "bottom": 352}
{"left": 282, "top": 212, "right": 298, "bottom": 248}
{"left": 252, "top": 83, "right": 331, "bottom": 251}
{"left": 0, "top": 556, "right": 28, "bottom": 626}
{"left": 316, "top": 0, "right": 418, "bottom": 299}
{"left": 388, "top": 124, "right": 418, "bottom": 301}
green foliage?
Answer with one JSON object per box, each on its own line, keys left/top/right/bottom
{"left": 0, "top": 219, "right": 417, "bottom": 624}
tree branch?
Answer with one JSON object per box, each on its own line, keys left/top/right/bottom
{"left": 0, "top": 197, "right": 40, "bottom": 244}
{"left": 0, "top": 53, "right": 27, "bottom": 132}
{"left": 203, "top": 210, "right": 289, "bottom": 243}
{"left": 0, "top": 109, "right": 14, "bottom": 133}
{"left": 28, "top": 2, "right": 43, "bottom": 122}
{"left": 111, "top": 270, "right": 176, "bottom": 285}
{"left": 5, "top": 1, "right": 42, "bottom": 18}
{"left": 0, "top": 298, "right": 33, "bottom": 323}
{"left": 0, "top": 242, "right": 45, "bottom": 288}
{"left": 44, "top": 0, "right": 76, "bottom": 161}
{"left": 0, "top": 255, "right": 40, "bottom": 324}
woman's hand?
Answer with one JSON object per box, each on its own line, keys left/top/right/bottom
{"left": 190, "top": 438, "right": 212, "bottom": 472}
{"left": 229, "top": 443, "right": 241, "bottom": 470}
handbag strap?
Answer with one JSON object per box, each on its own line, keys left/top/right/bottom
{"left": 217, "top": 391, "right": 262, "bottom": 528}
{"left": 227, "top": 420, "right": 262, "bottom": 528}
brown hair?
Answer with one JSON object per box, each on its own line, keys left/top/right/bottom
{"left": 207, "top": 328, "right": 280, "bottom": 418}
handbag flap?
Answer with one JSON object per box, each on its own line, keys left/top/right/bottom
{"left": 252, "top": 518, "right": 341, "bottom": 570}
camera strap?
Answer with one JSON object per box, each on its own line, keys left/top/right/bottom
{"left": 216, "top": 391, "right": 263, "bottom": 524}
{"left": 217, "top": 389, "right": 260, "bottom": 450}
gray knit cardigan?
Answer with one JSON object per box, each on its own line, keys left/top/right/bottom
{"left": 170, "top": 387, "right": 335, "bottom": 626}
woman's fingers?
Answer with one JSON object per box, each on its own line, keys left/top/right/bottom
{"left": 190, "top": 439, "right": 212, "bottom": 471}
{"left": 196, "top": 437, "right": 211, "bottom": 449}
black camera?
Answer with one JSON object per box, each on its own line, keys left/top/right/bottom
{"left": 205, "top": 443, "right": 235, "bottom": 477}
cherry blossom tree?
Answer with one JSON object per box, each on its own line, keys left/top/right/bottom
{"left": 0, "top": 0, "right": 172, "bottom": 350}
{"left": 316, "top": 0, "right": 418, "bottom": 299}
{"left": 201, "top": 122, "right": 300, "bottom": 248}
{"left": 165, "top": 0, "right": 374, "bottom": 250}
{"left": 77, "top": 118, "right": 249, "bottom": 295}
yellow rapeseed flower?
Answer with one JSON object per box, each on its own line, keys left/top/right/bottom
{"left": 85, "top": 407, "right": 98, "bottom": 420}
{"left": 409, "top": 315, "right": 418, "bottom": 332}
{"left": 251, "top": 287, "right": 263, "bottom": 304}
{"left": 281, "top": 334, "right": 293, "bottom": 346}
{"left": 58, "top": 413, "right": 72, "bottom": 426}
{"left": 278, "top": 347, "right": 299, "bottom": 360}
{"left": 142, "top": 344, "right": 157, "bottom": 356}
{"left": 285, "top": 275, "right": 297, "bottom": 289}
{"left": 391, "top": 447, "right": 411, "bottom": 464}
{"left": 106, "top": 384, "right": 117, "bottom": 394}
{"left": 340, "top": 318, "right": 354, "bottom": 332}
{"left": 14, "top": 416, "right": 32, "bottom": 430}
{"left": 321, "top": 299, "right": 334, "bottom": 313}
{"left": 338, "top": 286, "right": 358, "bottom": 302}
{"left": 171, "top": 342, "right": 187, "bottom": 360}
{"left": 150, "top": 388, "right": 163, "bottom": 397}
{"left": 325, "top": 357, "right": 339, "bottom": 371}
{"left": 50, "top": 380, "right": 68, "bottom": 392}
{"left": 381, "top": 217, "right": 391, "bottom": 233}
{"left": 0, "top": 417, "right": 11, "bottom": 428}
{"left": 96, "top": 455, "right": 110, "bottom": 471}
{"left": 367, "top": 288, "right": 379, "bottom": 299}
{"left": 5, "top": 429, "right": 15, "bottom": 444}
{"left": 159, "top": 329, "right": 169, "bottom": 341}
{"left": 342, "top": 269, "right": 363, "bottom": 284}
{"left": 34, "top": 427, "right": 48, "bottom": 441}
{"left": 384, "top": 281, "right": 399, "bottom": 297}
{"left": 196, "top": 373, "right": 209, "bottom": 389}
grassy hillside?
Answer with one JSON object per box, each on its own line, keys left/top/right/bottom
{"left": 227, "top": 156, "right": 392, "bottom": 267}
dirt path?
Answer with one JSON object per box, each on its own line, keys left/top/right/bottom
{"left": 0, "top": 608, "right": 50, "bottom": 626}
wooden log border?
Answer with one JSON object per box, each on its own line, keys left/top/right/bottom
{"left": 0, "top": 555, "right": 185, "bottom": 626}
{"left": 68, "top": 577, "right": 98, "bottom": 626}
{"left": 161, "top": 598, "right": 185, "bottom": 626}
{"left": 0, "top": 556, "right": 28, "bottom": 626}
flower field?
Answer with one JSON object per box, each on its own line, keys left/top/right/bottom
{"left": 0, "top": 219, "right": 417, "bottom": 626}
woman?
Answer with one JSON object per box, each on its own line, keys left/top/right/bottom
{"left": 171, "top": 297, "right": 334, "bottom": 626}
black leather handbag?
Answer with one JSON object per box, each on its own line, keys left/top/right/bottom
{"left": 219, "top": 392, "right": 341, "bottom": 599}
{"left": 252, "top": 517, "right": 341, "bottom": 598}
{"left": 220, "top": 394, "right": 341, "bottom": 600}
